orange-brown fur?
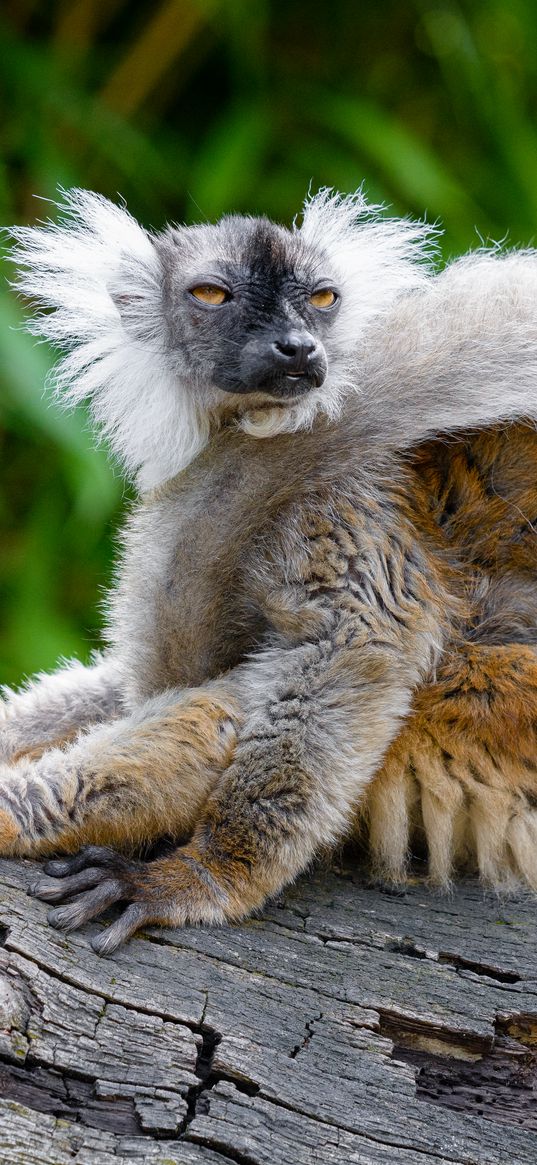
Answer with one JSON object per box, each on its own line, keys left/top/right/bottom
{"left": 364, "top": 422, "right": 537, "bottom": 884}
{"left": 0, "top": 692, "right": 238, "bottom": 859}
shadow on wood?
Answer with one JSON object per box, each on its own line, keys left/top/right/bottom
{"left": 0, "top": 855, "right": 536, "bottom": 1163}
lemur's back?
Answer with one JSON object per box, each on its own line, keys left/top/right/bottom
{"left": 408, "top": 421, "right": 537, "bottom": 647}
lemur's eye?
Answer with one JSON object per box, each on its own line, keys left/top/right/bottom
{"left": 309, "top": 288, "right": 338, "bottom": 310}
{"left": 190, "top": 285, "right": 229, "bottom": 306}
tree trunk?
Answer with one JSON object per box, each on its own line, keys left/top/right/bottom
{"left": 0, "top": 853, "right": 536, "bottom": 1164}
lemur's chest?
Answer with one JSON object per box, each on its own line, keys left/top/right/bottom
{"left": 109, "top": 442, "right": 279, "bottom": 703}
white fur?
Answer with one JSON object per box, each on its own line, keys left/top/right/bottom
{"left": 356, "top": 247, "right": 537, "bottom": 449}
{"left": 8, "top": 189, "right": 209, "bottom": 491}
{"left": 240, "top": 382, "right": 345, "bottom": 440}
{"left": 299, "top": 187, "right": 436, "bottom": 321}
{"left": 0, "top": 655, "right": 123, "bottom": 762}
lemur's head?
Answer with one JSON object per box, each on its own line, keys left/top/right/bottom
{"left": 8, "top": 188, "right": 433, "bottom": 491}
{"left": 156, "top": 215, "right": 335, "bottom": 403}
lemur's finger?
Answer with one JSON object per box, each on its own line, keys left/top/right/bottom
{"left": 46, "top": 879, "right": 124, "bottom": 930}
{"left": 91, "top": 904, "right": 151, "bottom": 957}
{"left": 28, "top": 866, "right": 107, "bottom": 902}
{"left": 43, "top": 845, "right": 127, "bottom": 878}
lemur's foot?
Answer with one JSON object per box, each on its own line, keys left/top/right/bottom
{"left": 29, "top": 843, "right": 234, "bottom": 956}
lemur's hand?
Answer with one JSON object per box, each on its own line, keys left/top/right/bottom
{"left": 29, "top": 843, "right": 235, "bottom": 956}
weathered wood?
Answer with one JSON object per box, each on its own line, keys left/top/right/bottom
{"left": 0, "top": 854, "right": 536, "bottom": 1164}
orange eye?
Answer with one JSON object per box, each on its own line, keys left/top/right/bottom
{"left": 190, "top": 285, "right": 228, "bottom": 305}
{"left": 309, "top": 288, "right": 337, "bottom": 309}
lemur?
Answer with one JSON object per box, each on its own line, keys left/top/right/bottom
{"left": 2, "top": 187, "right": 537, "bottom": 956}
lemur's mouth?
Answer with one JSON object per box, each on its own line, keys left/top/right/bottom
{"left": 260, "top": 366, "right": 326, "bottom": 398}
{"left": 217, "top": 366, "right": 325, "bottom": 399}
{"left": 262, "top": 375, "right": 313, "bottom": 399}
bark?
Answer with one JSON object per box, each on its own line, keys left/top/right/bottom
{"left": 0, "top": 853, "right": 536, "bottom": 1164}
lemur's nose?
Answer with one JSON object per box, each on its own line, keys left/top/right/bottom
{"left": 271, "top": 332, "right": 317, "bottom": 374}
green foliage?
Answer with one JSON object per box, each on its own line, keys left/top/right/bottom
{"left": 2, "top": 0, "right": 537, "bottom": 683}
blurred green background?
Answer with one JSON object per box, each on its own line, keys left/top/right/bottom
{"left": 2, "top": 0, "right": 537, "bottom": 686}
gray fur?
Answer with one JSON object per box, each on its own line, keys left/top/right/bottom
{"left": 3, "top": 188, "right": 537, "bottom": 948}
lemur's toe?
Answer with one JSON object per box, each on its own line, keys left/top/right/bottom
{"left": 29, "top": 865, "right": 108, "bottom": 902}
{"left": 38, "top": 846, "right": 149, "bottom": 948}
{"left": 43, "top": 845, "right": 120, "bottom": 878}
{"left": 91, "top": 904, "right": 151, "bottom": 957}
{"left": 46, "top": 878, "right": 125, "bottom": 931}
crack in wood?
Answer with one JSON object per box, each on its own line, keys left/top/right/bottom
{"left": 289, "top": 1011, "right": 323, "bottom": 1059}
{"left": 195, "top": 1080, "right": 468, "bottom": 1164}
{"left": 396, "top": 1034, "right": 537, "bottom": 1130}
{"left": 383, "top": 1009, "right": 537, "bottom": 1130}
{"left": 182, "top": 1025, "right": 223, "bottom": 1132}
{"left": 186, "top": 1132, "right": 262, "bottom": 1165}
{"left": 383, "top": 937, "right": 523, "bottom": 987}
{"left": 0, "top": 954, "right": 218, "bottom": 1141}
{"left": 379, "top": 1009, "right": 492, "bottom": 1056}
{"left": 437, "top": 952, "right": 521, "bottom": 984}
{"left": 5, "top": 937, "right": 208, "bottom": 1028}
{"left": 0, "top": 1015, "right": 235, "bottom": 1142}
{"left": 0, "top": 1053, "right": 142, "bottom": 1135}
{"left": 182, "top": 1025, "right": 264, "bottom": 1137}
{"left": 384, "top": 937, "right": 429, "bottom": 959}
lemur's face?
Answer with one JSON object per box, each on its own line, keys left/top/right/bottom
{"left": 156, "top": 217, "right": 341, "bottom": 402}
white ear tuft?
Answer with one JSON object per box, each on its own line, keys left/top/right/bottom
{"left": 7, "top": 189, "right": 208, "bottom": 491}
{"left": 299, "top": 187, "right": 439, "bottom": 334}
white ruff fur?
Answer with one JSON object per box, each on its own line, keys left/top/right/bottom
{"left": 8, "top": 190, "right": 209, "bottom": 491}
{"left": 299, "top": 187, "right": 435, "bottom": 325}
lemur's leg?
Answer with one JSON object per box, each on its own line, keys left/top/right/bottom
{"left": 363, "top": 643, "right": 537, "bottom": 889}
{"left": 1, "top": 656, "right": 124, "bottom": 764}
{"left": 31, "top": 602, "right": 438, "bottom": 955}
{"left": 0, "top": 688, "right": 238, "bottom": 860}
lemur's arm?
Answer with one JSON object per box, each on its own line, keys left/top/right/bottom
{"left": 359, "top": 251, "right": 537, "bottom": 450}
{"left": 0, "top": 686, "right": 238, "bottom": 859}
{"left": 1, "top": 656, "right": 124, "bottom": 763}
{"left": 26, "top": 503, "right": 446, "bottom": 955}
{"left": 26, "top": 630, "right": 422, "bottom": 954}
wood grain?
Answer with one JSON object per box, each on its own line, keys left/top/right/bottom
{"left": 0, "top": 854, "right": 536, "bottom": 1163}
